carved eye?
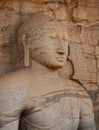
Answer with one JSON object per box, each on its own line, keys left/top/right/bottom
{"left": 50, "top": 33, "right": 58, "bottom": 39}
{"left": 62, "top": 35, "right": 67, "bottom": 40}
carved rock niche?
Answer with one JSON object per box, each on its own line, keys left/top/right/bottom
{"left": 0, "top": 0, "right": 99, "bottom": 130}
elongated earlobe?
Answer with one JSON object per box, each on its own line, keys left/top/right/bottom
{"left": 24, "top": 45, "right": 30, "bottom": 67}
{"left": 22, "top": 34, "right": 30, "bottom": 67}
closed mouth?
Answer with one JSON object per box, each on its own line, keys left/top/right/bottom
{"left": 56, "top": 57, "right": 64, "bottom": 62}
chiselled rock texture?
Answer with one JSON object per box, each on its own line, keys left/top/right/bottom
{"left": 0, "top": 0, "right": 99, "bottom": 129}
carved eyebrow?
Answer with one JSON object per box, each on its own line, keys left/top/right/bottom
{"left": 50, "top": 34, "right": 67, "bottom": 39}
{"left": 50, "top": 33, "right": 59, "bottom": 38}
{"left": 50, "top": 35, "right": 58, "bottom": 38}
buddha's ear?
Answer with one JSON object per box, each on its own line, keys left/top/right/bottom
{"left": 22, "top": 33, "right": 28, "bottom": 47}
{"left": 22, "top": 33, "right": 30, "bottom": 67}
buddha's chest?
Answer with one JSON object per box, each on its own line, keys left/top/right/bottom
{"left": 22, "top": 89, "right": 80, "bottom": 130}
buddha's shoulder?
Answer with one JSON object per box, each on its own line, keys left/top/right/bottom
{"left": 65, "top": 79, "right": 90, "bottom": 97}
{"left": 0, "top": 68, "right": 32, "bottom": 88}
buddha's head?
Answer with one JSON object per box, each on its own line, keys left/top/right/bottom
{"left": 17, "top": 12, "right": 69, "bottom": 70}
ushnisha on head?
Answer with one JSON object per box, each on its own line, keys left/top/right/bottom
{"left": 17, "top": 12, "right": 69, "bottom": 69}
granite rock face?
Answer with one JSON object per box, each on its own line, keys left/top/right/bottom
{"left": 0, "top": 0, "right": 99, "bottom": 129}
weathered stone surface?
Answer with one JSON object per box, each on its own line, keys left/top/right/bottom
{"left": 73, "top": 0, "right": 99, "bottom": 25}
{"left": 0, "top": 12, "right": 96, "bottom": 130}
{"left": 0, "top": 0, "right": 98, "bottom": 129}
{"left": 69, "top": 43, "right": 97, "bottom": 82}
{"left": 79, "top": 27, "right": 99, "bottom": 45}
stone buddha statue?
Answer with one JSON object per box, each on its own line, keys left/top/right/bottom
{"left": 0, "top": 12, "right": 96, "bottom": 130}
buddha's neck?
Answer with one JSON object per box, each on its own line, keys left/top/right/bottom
{"left": 30, "top": 60, "right": 59, "bottom": 78}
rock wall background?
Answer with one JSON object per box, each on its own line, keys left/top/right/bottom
{"left": 0, "top": 0, "right": 99, "bottom": 129}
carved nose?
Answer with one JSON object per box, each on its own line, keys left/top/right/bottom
{"left": 57, "top": 38, "right": 66, "bottom": 54}
{"left": 57, "top": 47, "right": 65, "bottom": 54}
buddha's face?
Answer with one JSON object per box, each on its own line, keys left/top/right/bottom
{"left": 28, "top": 22, "right": 68, "bottom": 69}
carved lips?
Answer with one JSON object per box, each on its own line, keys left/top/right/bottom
{"left": 56, "top": 57, "right": 65, "bottom": 62}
